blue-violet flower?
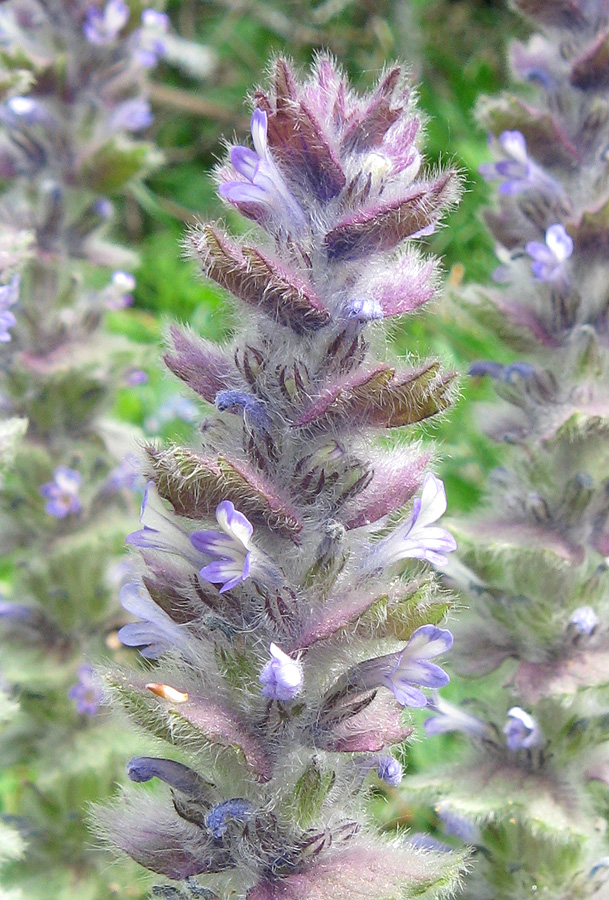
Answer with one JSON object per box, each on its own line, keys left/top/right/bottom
{"left": 40, "top": 466, "right": 82, "bottom": 518}
{"left": 259, "top": 643, "right": 303, "bottom": 702}
{"left": 191, "top": 500, "right": 253, "bottom": 593}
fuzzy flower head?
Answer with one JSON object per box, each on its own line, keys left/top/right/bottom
{"left": 218, "top": 109, "right": 306, "bottom": 234}
{"left": 0, "top": 273, "right": 19, "bottom": 342}
{"left": 526, "top": 223, "right": 573, "bottom": 283}
{"left": 503, "top": 706, "right": 544, "bottom": 751}
{"left": 83, "top": 0, "right": 129, "bottom": 45}
{"left": 191, "top": 501, "right": 253, "bottom": 593}
{"left": 365, "top": 473, "right": 457, "bottom": 573}
{"left": 40, "top": 466, "right": 82, "bottom": 518}
{"left": 259, "top": 643, "right": 303, "bottom": 702}
{"left": 382, "top": 625, "right": 453, "bottom": 708}
{"left": 68, "top": 665, "right": 103, "bottom": 716}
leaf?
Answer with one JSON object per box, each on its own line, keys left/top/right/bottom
{"left": 79, "top": 138, "right": 162, "bottom": 194}
{"left": 147, "top": 446, "right": 303, "bottom": 541}
{"left": 324, "top": 171, "right": 459, "bottom": 261}
{"left": 295, "top": 363, "right": 455, "bottom": 430}
{"left": 188, "top": 225, "right": 330, "bottom": 332}
{"left": 291, "top": 758, "right": 335, "bottom": 826}
{"left": 247, "top": 838, "right": 466, "bottom": 900}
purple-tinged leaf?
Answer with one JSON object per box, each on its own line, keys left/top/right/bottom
{"left": 340, "top": 67, "right": 406, "bottom": 153}
{"left": 247, "top": 837, "right": 462, "bottom": 900}
{"left": 324, "top": 171, "right": 459, "bottom": 261}
{"left": 146, "top": 446, "right": 302, "bottom": 541}
{"left": 176, "top": 693, "right": 272, "bottom": 781}
{"left": 263, "top": 97, "right": 346, "bottom": 202}
{"left": 341, "top": 450, "right": 428, "bottom": 529}
{"left": 164, "top": 325, "right": 235, "bottom": 403}
{"left": 294, "top": 363, "right": 455, "bottom": 430}
{"left": 514, "top": 634, "right": 609, "bottom": 703}
{"left": 361, "top": 254, "right": 437, "bottom": 317}
{"left": 97, "top": 795, "right": 232, "bottom": 879}
{"left": 317, "top": 690, "right": 412, "bottom": 753}
{"left": 188, "top": 224, "right": 330, "bottom": 332}
{"left": 480, "top": 96, "right": 581, "bottom": 166}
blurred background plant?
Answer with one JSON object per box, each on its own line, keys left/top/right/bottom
{"left": 0, "top": 1, "right": 534, "bottom": 898}
{"left": 0, "top": 2, "right": 167, "bottom": 897}
{"left": 395, "top": 1, "right": 609, "bottom": 896}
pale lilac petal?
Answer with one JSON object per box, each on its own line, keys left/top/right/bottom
{"left": 393, "top": 658, "right": 450, "bottom": 689}
{"left": 230, "top": 146, "right": 260, "bottom": 181}
{"left": 545, "top": 224, "right": 572, "bottom": 261}
{"left": 215, "top": 500, "right": 253, "bottom": 546}
{"left": 386, "top": 680, "right": 427, "bottom": 708}
{"left": 415, "top": 473, "right": 447, "bottom": 528}
{"left": 498, "top": 130, "right": 528, "bottom": 163}
{"left": 250, "top": 109, "right": 268, "bottom": 157}
{"left": 403, "top": 625, "right": 454, "bottom": 659}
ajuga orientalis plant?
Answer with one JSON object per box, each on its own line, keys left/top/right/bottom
{"left": 0, "top": 2, "right": 167, "bottom": 897}
{"left": 97, "top": 56, "right": 467, "bottom": 900}
{"left": 409, "top": 2, "right": 609, "bottom": 898}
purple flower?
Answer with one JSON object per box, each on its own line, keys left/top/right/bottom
{"left": 375, "top": 754, "right": 403, "bottom": 786}
{"left": 205, "top": 799, "right": 253, "bottom": 838}
{"left": 110, "top": 99, "right": 153, "bottom": 133}
{"left": 5, "top": 97, "right": 46, "bottom": 126}
{"left": 436, "top": 805, "right": 480, "bottom": 844}
{"left": 126, "top": 483, "right": 199, "bottom": 565}
{"left": 105, "top": 270, "right": 136, "bottom": 309}
{"left": 503, "top": 706, "right": 544, "bottom": 751}
{"left": 479, "top": 130, "right": 558, "bottom": 196}
{"left": 40, "top": 466, "right": 82, "bottom": 518}
{"left": 526, "top": 223, "right": 573, "bottom": 282}
{"left": 94, "top": 197, "right": 114, "bottom": 219}
{"left": 117, "top": 581, "right": 190, "bottom": 659}
{"left": 132, "top": 9, "right": 170, "bottom": 68}
{"left": 106, "top": 453, "right": 142, "bottom": 492}
{"left": 124, "top": 368, "right": 149, "bottom": 386}
{"left": 382, "top": 625, "right": 453, "bottom": 708}
{"left": 127, "top": 756, "right": 205, "bottom": 795}
{"left": 215, "top": 389, "right": 271, "bottom": 432}
{"left": 68, "top": 665, "right": 103, "bottom": 716}
{"left": 0, "top": 274, "right": 19, "bottom": 342}
{"left": 218, "top": 109, "right": 306, "bottom": 233}
{"left": 191, "top": 501, "right": 253, "bottom": 593}
{"left": 83, "top": 0, "right": 129, "bottom": 45}
{"left": 424, "top": 696, "right": 490, "bottom": 739}
{"left": 259, "top": 643, "right": 303, "bottom": 702}
{"left": 569, "top": 606, "right": 599, "bottom": 636}
{"left": 365, "top": 473, "right": 457, "bottom": 572}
